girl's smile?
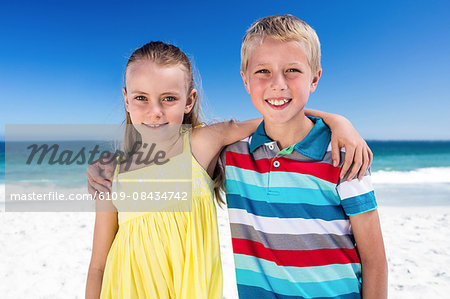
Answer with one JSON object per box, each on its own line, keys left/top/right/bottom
{"left": 123, "top": 60, "right": 195, "bottom": 129}
{"left": 123, "top": 60, "right": 196, "bottom": 145}
{"left": 142, "top": 123, "right": 169, "bottom": 128}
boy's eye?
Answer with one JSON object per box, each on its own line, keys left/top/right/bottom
{"left": 255, "top": 69, "right": 269, "bottom": 74}
{"left": 135, "top": 96, "right": 147, "bottom": 101}
{"left": 287, "top": 68, "right": 301, "bottom": 73}
{"left": 163, "top": 96, "right": 176, "bottom": 102}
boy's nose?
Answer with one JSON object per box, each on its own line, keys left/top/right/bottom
{"left": 270, "top": 72, "right": 287, "bottom": 91}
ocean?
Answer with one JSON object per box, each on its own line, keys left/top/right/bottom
{"left": 367, "top": 141, "right": 450, "bottom": 206}
{"left": 1, "top": 140, "right": 449, "bottom": 207}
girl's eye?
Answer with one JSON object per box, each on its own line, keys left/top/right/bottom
{"left": 163, "top": 96, "right": 176, "bottom": 102}
{"left": 287, "top": 68, "right": 301, "bottom": 73}
{"left": 255, "top": 69, "right": 269, "bottom": 74}
{"left": 135, "top": 96, "right": 147, "bottom": 101}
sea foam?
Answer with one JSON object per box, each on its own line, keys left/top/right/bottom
{"left": 372, "top": 167, "right": 450, "bottom": 184}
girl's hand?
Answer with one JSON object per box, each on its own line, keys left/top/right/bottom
{"left": 329, "top": 116, "right": 373, "bottom": 181}
{"left": 304, "top": 109, "right": 373, "bottom": 181}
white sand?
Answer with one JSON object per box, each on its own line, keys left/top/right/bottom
{"left": 377, "top": 206, "right": 450, "bottom": 298}
{"left": 1, "top": 197, "right": 449, "bottom": 298}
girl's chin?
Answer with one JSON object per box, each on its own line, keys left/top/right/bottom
{"left": 134, "top": 124, "right": 180, "bottom": 139}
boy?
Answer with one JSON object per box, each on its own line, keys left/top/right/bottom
{"left": 219, "top": 15, "right": 387, "bottom": 298}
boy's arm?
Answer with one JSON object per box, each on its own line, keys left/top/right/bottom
{"left": 350, "top": 210, "right": 388, "bottom": 299}
{"left": 305, "top": 109, "right": 372, "bottom": 180}
{"left": 337, "top": 161, "right": 387, "bottom": 299}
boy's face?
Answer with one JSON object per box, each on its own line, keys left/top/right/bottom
{"left": 241, "top": 37, "right": 321, "bottom": 126}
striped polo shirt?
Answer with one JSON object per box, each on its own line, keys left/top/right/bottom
{"left": 221, "top": 117, "right": 377, "bottom": 299}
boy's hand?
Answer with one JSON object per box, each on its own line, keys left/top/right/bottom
{"left": 86, "top": 153, "right": 116, "bottom": 199}
{"left": 330, "top": 117, "right": 373, "bottom": 181}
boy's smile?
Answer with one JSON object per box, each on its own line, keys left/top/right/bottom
{"left": 241, "top": 37, "right": 321, "bottom": 127}
{"left": 265, "top": 97, "right": 292, "bottom": 109}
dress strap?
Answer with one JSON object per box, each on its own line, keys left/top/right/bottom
{"left": 115, "top": 157, "right": 122, "bottom": 175}
{"left": 109, "top": 155, "right": 121, "bottom": 194}
{"left": 180, "top": 128, "right": 192, "bottom": 157}
{"left": 112, "top": 155, "right": 122, "bottom": 183}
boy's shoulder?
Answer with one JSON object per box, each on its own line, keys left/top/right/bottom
{"left": 217, "top": 136, "right": 251, "bottom": 175}
{"left": 222, "top": 135, "right": 254, "bottom": 158}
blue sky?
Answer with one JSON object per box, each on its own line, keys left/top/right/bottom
{"left": 1, "top": 0, "right": 449, "bottom": 140}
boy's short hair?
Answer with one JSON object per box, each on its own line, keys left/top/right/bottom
{"left": 241, "top": 14, "right": 321, "bottom": 76}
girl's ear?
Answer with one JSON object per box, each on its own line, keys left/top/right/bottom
{"left": 309, "top": 68, "right": 322, "bottom": 93}
{"left": 240, "top": 70, "right": 251, "bottom": 94}
{"left": 185, "top": 89, "right": 197, "bottom": 114}
{"left": 123, "top": 88, "right": 130, "bottom": 112}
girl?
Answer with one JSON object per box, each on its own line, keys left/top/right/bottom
{"left": 85, "top": 41, "right": 372, "bottom": 298}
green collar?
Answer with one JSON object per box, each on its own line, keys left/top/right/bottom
{"left": 249, "top": 116, "right": 331, "bottom": 160}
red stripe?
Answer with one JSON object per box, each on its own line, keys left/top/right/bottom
{"left": 226, "top": 151, "right": 340, "bottom": 184}
{"left": 232, "top": 238, "right": 360, "bottom": 267}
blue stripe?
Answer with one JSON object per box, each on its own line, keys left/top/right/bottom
{"left": 237, "top": 284, "right": 361, "bottom": 299}
{"left": 341, "top": 191, "right": 377, "bottom": 216}
{"left": 236, "top": 269, "right": 361, "bottom": 297}
{"left": 227, "top": 194, "right": 347, "bottom": 220}
{"left": 225, "top": 179, "right": 340, "bottom": 205}
{"left": 225, "top": 166, "right": 337, "bottom": 190}
{"left": 234, "top": 254, "right": 361, "bottom": 283}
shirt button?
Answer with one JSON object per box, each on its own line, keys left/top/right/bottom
{"left": 268, "top": 144, "right": 274, "bottom": 150}
{"left": 273, "top": 160, "right": 280, "bottom": 168}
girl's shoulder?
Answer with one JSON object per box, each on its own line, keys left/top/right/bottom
{"left": 191, "top": 124, "right": 224, "bottom": 174}
{"left": 191, "top": 124, "right": 212, "bottom": 150}
{"left": 191, "top": 123, "right": 222, "bottom": 148}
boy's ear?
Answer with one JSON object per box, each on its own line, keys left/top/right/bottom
{"left": 240, "top": 70, "right": 251, "bottom": 94}
{"left": 123, "top": 88, "right": 130, "bottom": 112}
{"left": 185, "top": 89, "right": 197, "bottom": 114}
{"left": 309, "top": 68, "right": 322, "bottom": 93}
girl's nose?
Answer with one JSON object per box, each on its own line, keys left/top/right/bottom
{"left": 146, "top": 103, "right": 163, "bottom": 120}
{"left": 270, "top": 71, "right": 287, "bottom": 91}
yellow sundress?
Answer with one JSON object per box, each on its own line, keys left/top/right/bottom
{"left": 100, "top": 132, "right": 223, "bottom": 298}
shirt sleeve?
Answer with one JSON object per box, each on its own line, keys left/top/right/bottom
{"left": 336, "top": 168, "right": 378, "bottom": 216}
{"left": 216, "top": 147, "right": 226, "bottom": 177}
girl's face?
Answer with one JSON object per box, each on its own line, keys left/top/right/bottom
{"left": 123, "top": 60, "right": 196, "bottom": 136}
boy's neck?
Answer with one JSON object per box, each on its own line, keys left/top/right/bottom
{"left": 264, "top": 114, "right": 314, "bottom": 150}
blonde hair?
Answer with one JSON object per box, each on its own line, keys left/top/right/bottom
{"left": 121, "top": 42, "right": 227, "bottom": 205}
{"left": 122, "top": 41, "right": 202, "bottom": 156}
{"left": 241, "top": 14, "right": 321, "bottom": 76}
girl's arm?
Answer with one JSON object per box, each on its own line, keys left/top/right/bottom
{"left": 349, "top": 210, "right": 388, "bottom": 299}
{"left": 208, "top": 118, "right": 263, "bottom": 146}
{"left": 192, "top": 118, "right": 262, "bottom": 176}
{"left": 85, "top": 200, "right": 118, "bottom": 299}
{"left": 193, "top": 111, "right": 372, "bottom": 179}
{"left": 305, "top": 109, "right": 373, "bottom": 180}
